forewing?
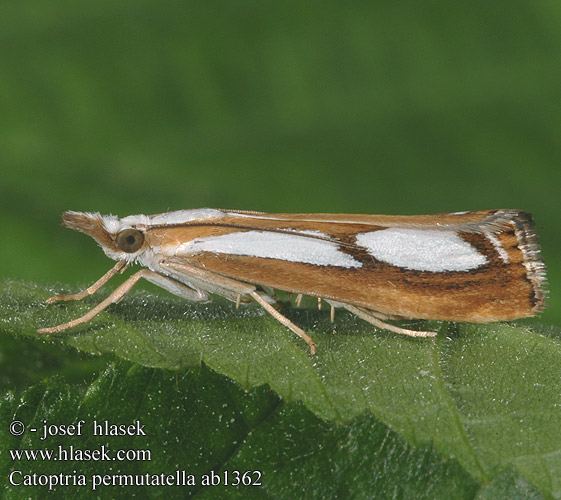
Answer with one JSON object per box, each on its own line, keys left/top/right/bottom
{"left": 146, "top": 209, "right": 545, "bottom": 321}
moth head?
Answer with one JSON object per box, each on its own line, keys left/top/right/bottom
{"left": 61, "top": 211, "right": 148, "bottom": 261}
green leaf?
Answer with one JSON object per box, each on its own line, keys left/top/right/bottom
{"left": 1, "top": 363, "right": 479, "bottom": 499}
{"left": 2, "top": 279, "right": 561, "bottom": 498}
{"left": 475, "top": 466, "right": 545, "bottom": 500}
{"left": 0, "top": 333, "right": 108, "bottom": 395}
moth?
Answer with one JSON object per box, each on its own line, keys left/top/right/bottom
{"left": 38, "top": 209, "right": 547, "bottom": 354}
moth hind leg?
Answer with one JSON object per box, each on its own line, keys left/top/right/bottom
{"left": 344, "top": 304, "right": 437, "bottom": 338}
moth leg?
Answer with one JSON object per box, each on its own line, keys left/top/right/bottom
{"left": 45, "top": 260, "right": 128, "bottom": 305}
{"left": 160, "top": 259, "right": 255, "bottom": 303}
{"left": 352, "top": 308, "right": 395, "bottom": 322}
{"left": 162, "top": 259, "right": 317, "bottom": 353}
{"left": 344, "top": 304, "right": 437, "bottom": 338}
{"left": 250, "top": 291, "right": 317, "bottom": 355}
{"left": 259, "top": 286, "right": 277, "bottom": 304}
{"left": 142, "top": 272, "right": 209, "bottom": 302}
{"left": 38, "top": 269, "right": 159, "bottom": 335}
{"left": 328, "top": 300, "right": 403, "bottom": 322}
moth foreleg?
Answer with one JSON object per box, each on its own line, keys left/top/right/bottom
{"left": 250, "top": 291, "right": 317, "bottom": 355}
{"left": 44, "top": 260, "right": 128, "bottom": 305}
{"left": 344, "top": 304, "right": 437, "bottom": 338}
{"left": 38, "top": 269, "right": 157, "bottom": 335}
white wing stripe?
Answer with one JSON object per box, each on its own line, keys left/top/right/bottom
{"left": 177, "top": 231, "right": 363, "bottom": 268}
{"left": 356, "top": 228, "right": 487, "bottom": 272}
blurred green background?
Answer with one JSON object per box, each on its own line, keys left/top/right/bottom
{"left": 2, "top": 0, "right": 560, "bottom": 324}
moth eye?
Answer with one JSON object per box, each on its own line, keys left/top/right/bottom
{"left": 116, "top": 229, "right": 144, "bottom": 253}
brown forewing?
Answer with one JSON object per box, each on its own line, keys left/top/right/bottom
{"left": 146, "top": 210, "right": 545, "bottom": 322}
